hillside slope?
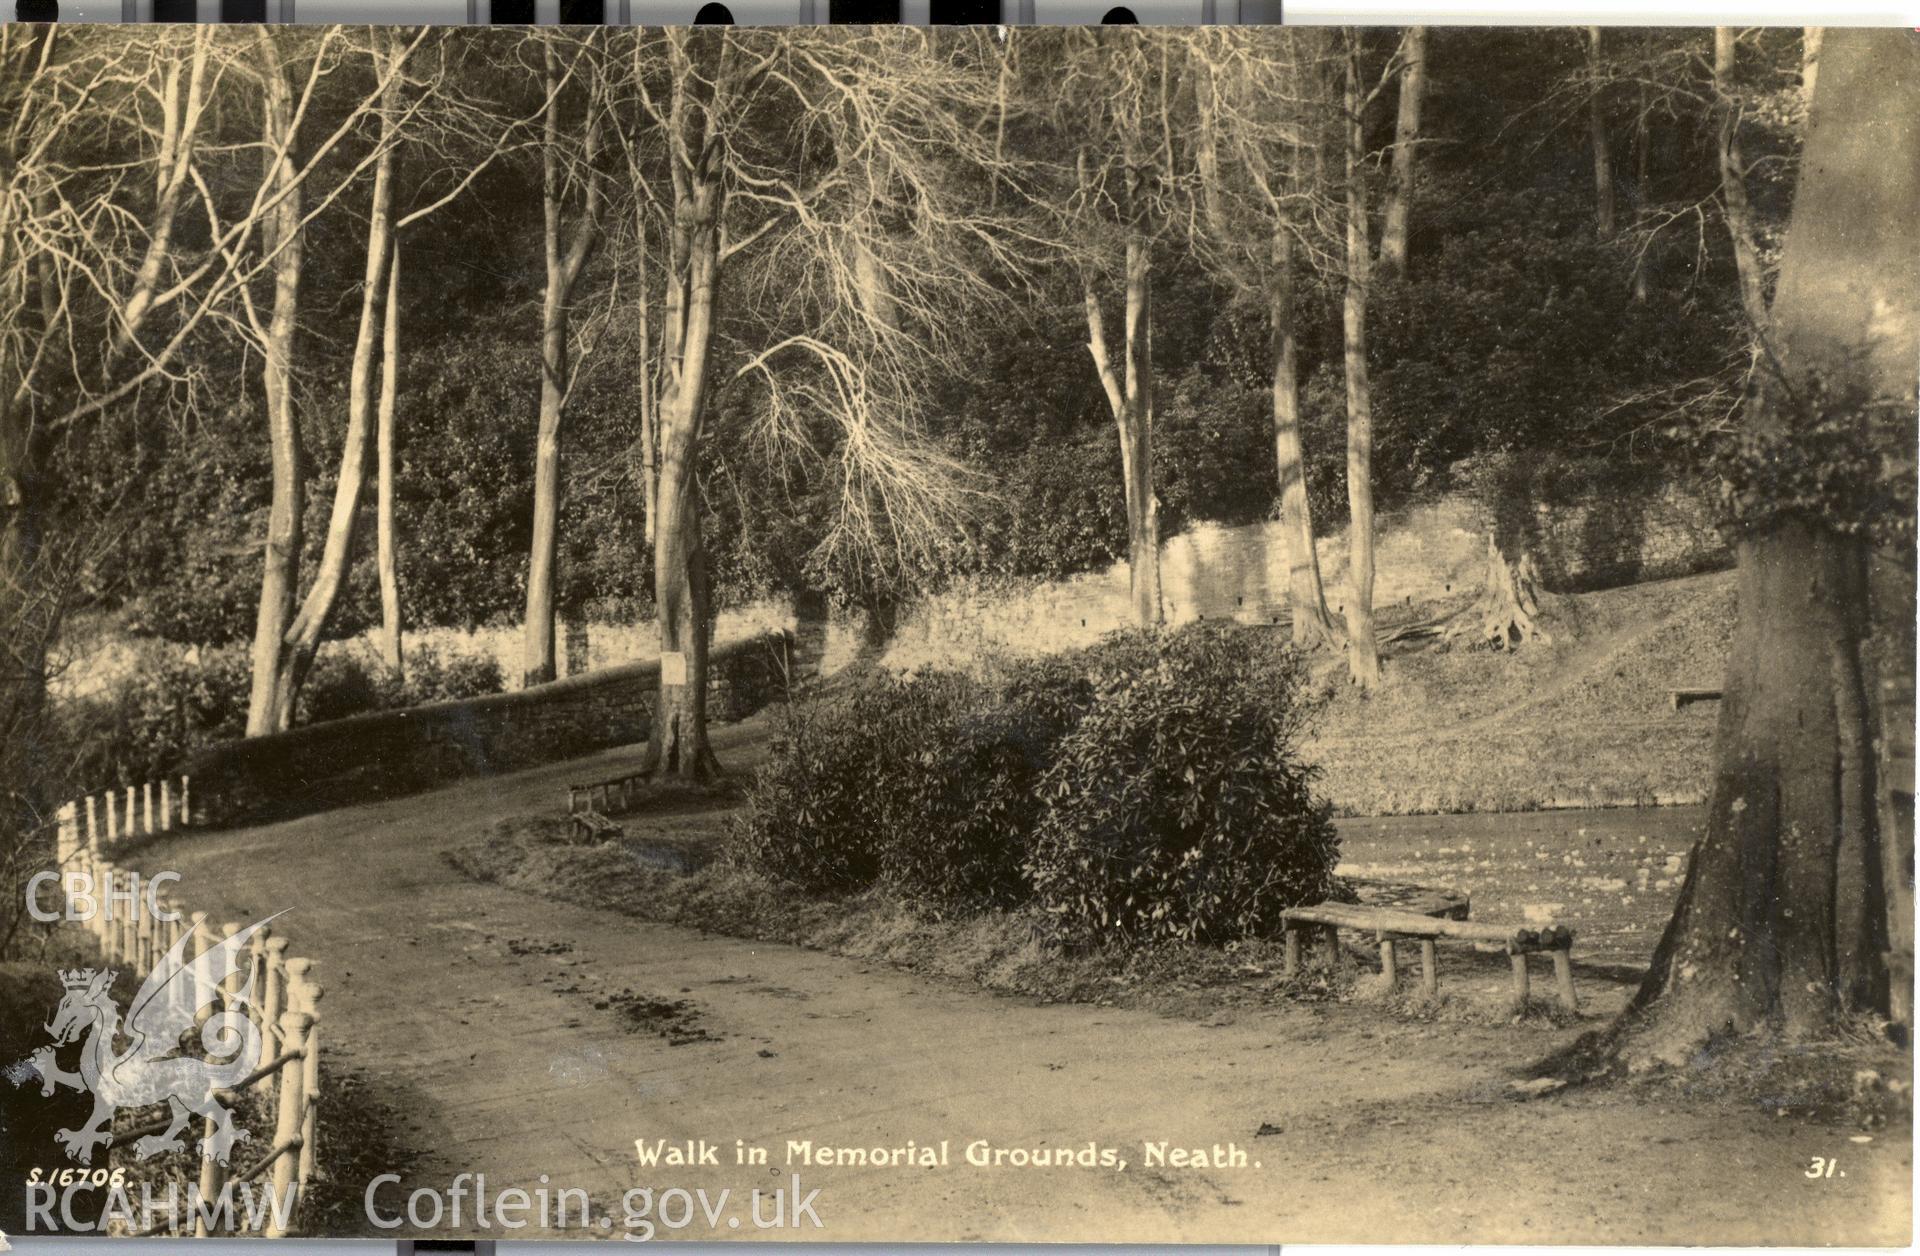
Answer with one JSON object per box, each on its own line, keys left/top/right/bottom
{"left": 1308, "top": 570, "right": 1738, "bottom": 815}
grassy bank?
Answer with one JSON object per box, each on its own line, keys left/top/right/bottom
{"left": 1308, "top": 571, "right": 1737, "bottom": 814}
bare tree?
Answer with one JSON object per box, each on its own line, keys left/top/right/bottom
{"left": 246, "top": 28, "right": 424, "bottom": 732}
{"left": 239, "top": 27, "right": 525, "bottom": 731}
{"left": 1184, "top": 28, "right": 1341, "bottom": 649}
{"left": 1338, "top": 31, "right": 1382, "bottom": 688}
{"left": 522, "top": 29, "right": 608, "bottom": 688}
{"left": 624, "top": 26, "right": 1018, "bottom": 778}
{"left": 1059, "top": 32, "right": 1175, "bottom": 629}
{"left": 1712, "top": 27, "right": 1770, "bottom": 343}
{"left": 376, "top": 239, "right": 404, "bottom": 679}
{"left": 1, "top": 25, "right": 252, "bottom": 824}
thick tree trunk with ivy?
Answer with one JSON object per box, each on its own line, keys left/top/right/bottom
{"left": 1450, "top": 458, "right": 1554, "bottom": 649}
{"left": 1339, "top": 37, "right": 1382, "bottom": 689}
{"left": 1268, "top": 224, "right": 1337, "bottom": 649}
{"left": 1599, "top": 27, "right": 1916, "bottom": 1069}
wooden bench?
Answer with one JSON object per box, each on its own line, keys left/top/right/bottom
{"left": 567, "top": 773, "right": 646, "bottom": 818}
{"left": 569, "top": 809, "right": 624, "bottom": 842}
{"left": 1281, "top": 902, "right": 1578, "bottom": 1011}
{"left": 1669, "top": 687, "right": 1723, "bottom": 710}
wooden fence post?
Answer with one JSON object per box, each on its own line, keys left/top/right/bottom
{"left": 105, "top": 791, "right": 118, "bottom": 843}
{"left": 1378, "top": 934, "right": 1399, "bottom": 989}
{"left": 161, "top": 780, "right": 173, "bottom": 832}
{"left": 248, "top": 926, "right": 272, "bottom": 1036}
{"left": 1509, "top": 952, "right": 1531, "bottom": 1008}
{"left": 267, "top": 1011, "right": 313, "bottom": 1239}
{"left": 137, "top": 898, "right": 157, "bottom": 974}
{"left": 78, "top": 851, "right": 98, "bottom": 943}
{"left": 181, "top": 775, "right": 192, "bottom": 827}
{"left": 108, "top": 871, "right": 126, "bottom": 960}
{"left": 264, "top": 941, "right": 289, "bottom": 1098}
{"left": 143, "top": 782, "right": 155, "bottom": 835}
{"left": 218, "top": 924, "right": 243, "bottom": 1016}
{"left": 187, "top": 912, "right": 211, "bottom": 1000}
{"left": 85, "top": 795, "right": 98, "bottom": 848}
{"left": 297, "top": 978, "right": 323, "bottom": 1189}
{"left": 124, "top": 786, "right": 135, "bottom": 838}
{"left": 194, "top": 1120, "right": 228, "bottom": 1236}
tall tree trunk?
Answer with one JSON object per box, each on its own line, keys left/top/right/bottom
{"left": 643, "top": 173, "right": 722, "bottom": 781}
{"left": 648, "top": 430, "right": 717, "bottom": 780}
{"left": 269, "top": 40, "right": 402, "bottom": 728}
{"left": 1587, "top": 27, "right": 1615, "bottom": 239}
{"left": 245, "top": 33, "right": 307, "bottom": 738}
{"left": 1713, "top": 27, "right": 1771, "bottom": 341}
{"left": 636, "top": 212, "right": 658, "bottom": 547}
{"left": 1341, "top": 36, "right": 1382, "bottom": 689}
{"left": 522, "top": 36, "right": 605, "bottom": 688}
{"left": 1269, "top": 223, "right": 1336, "bottom": 648}
{"left": 1602, "top": 27, "right": 1917, "bottom": 1069}
{"left": 1376, "top": 25, "right": 1427, "bottom": 281}
{"left": 1081, "top": 154, "right": 1162, "bottom": 629}
{"left": 522, "top": 254, "right": 568, "bottom": 687}
{"left": 377, "top": 239, "right": 404, "bottom": 681}
{"left": 1118, "top": 216, "right": 1161, "bottom": 628}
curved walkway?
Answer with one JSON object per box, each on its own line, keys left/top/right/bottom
{"left": 134, "top": 717, "right": 1908, "bottom": 1245}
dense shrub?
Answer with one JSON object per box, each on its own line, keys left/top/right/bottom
{"left": 730, "top": 656, "right": 1108, "bottom": 906}
{"left": 727, "top": 676, "right": 934, "bottom": 894}
{"left": 873, "top": 699, "right": 1053, "bottom": 910}
{"left": 733, "top": 625, "right": 1336, "bottom": 939}
{"left": 1026, "top": 621, "right": 1338, "bottom": 945}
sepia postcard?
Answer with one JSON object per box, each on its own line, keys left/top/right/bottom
{"left": 0, "top": 17, "right": 1914, "bottom": 1246}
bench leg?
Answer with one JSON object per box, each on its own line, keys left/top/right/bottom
{"left": 1510, "top": 952, "right": 1531, "bottom": 1008}
{"left": 1552, "top": 949, "right": 1577, "bottom": 1012}
{"left": 1283, "top": 926, "right": 1302, "bottom": 978}
{"left": 1378, "top": 936, "right": 1398, "bottom": 989}
{"left": 1420, "top": 939, "right": 1438, "bottom": 998}
{"left": 1319, "top": 925, "right": 1340, "bottom": 972}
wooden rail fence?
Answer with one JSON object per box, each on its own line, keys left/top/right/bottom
{"left": 56, "top": 779, "right": 323, "bottom": 1239}
{"left": 54, "top": 774, "right": 195, "bottom": 864}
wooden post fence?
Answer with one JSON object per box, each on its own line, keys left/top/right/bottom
{"left": 55, "top": 770, "right": 329, "bottom": 1238}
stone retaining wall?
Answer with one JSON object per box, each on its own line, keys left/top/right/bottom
{"left": 185, "top": 632, "right": 793, "bottom": 825}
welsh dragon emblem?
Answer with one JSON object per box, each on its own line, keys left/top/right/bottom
{"left": 8, "top": 915, "right": 282, "bottom": 1166}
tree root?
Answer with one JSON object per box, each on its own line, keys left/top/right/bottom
{"left": 1445, "top": 532, "right": 1553, "bottom": 650}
